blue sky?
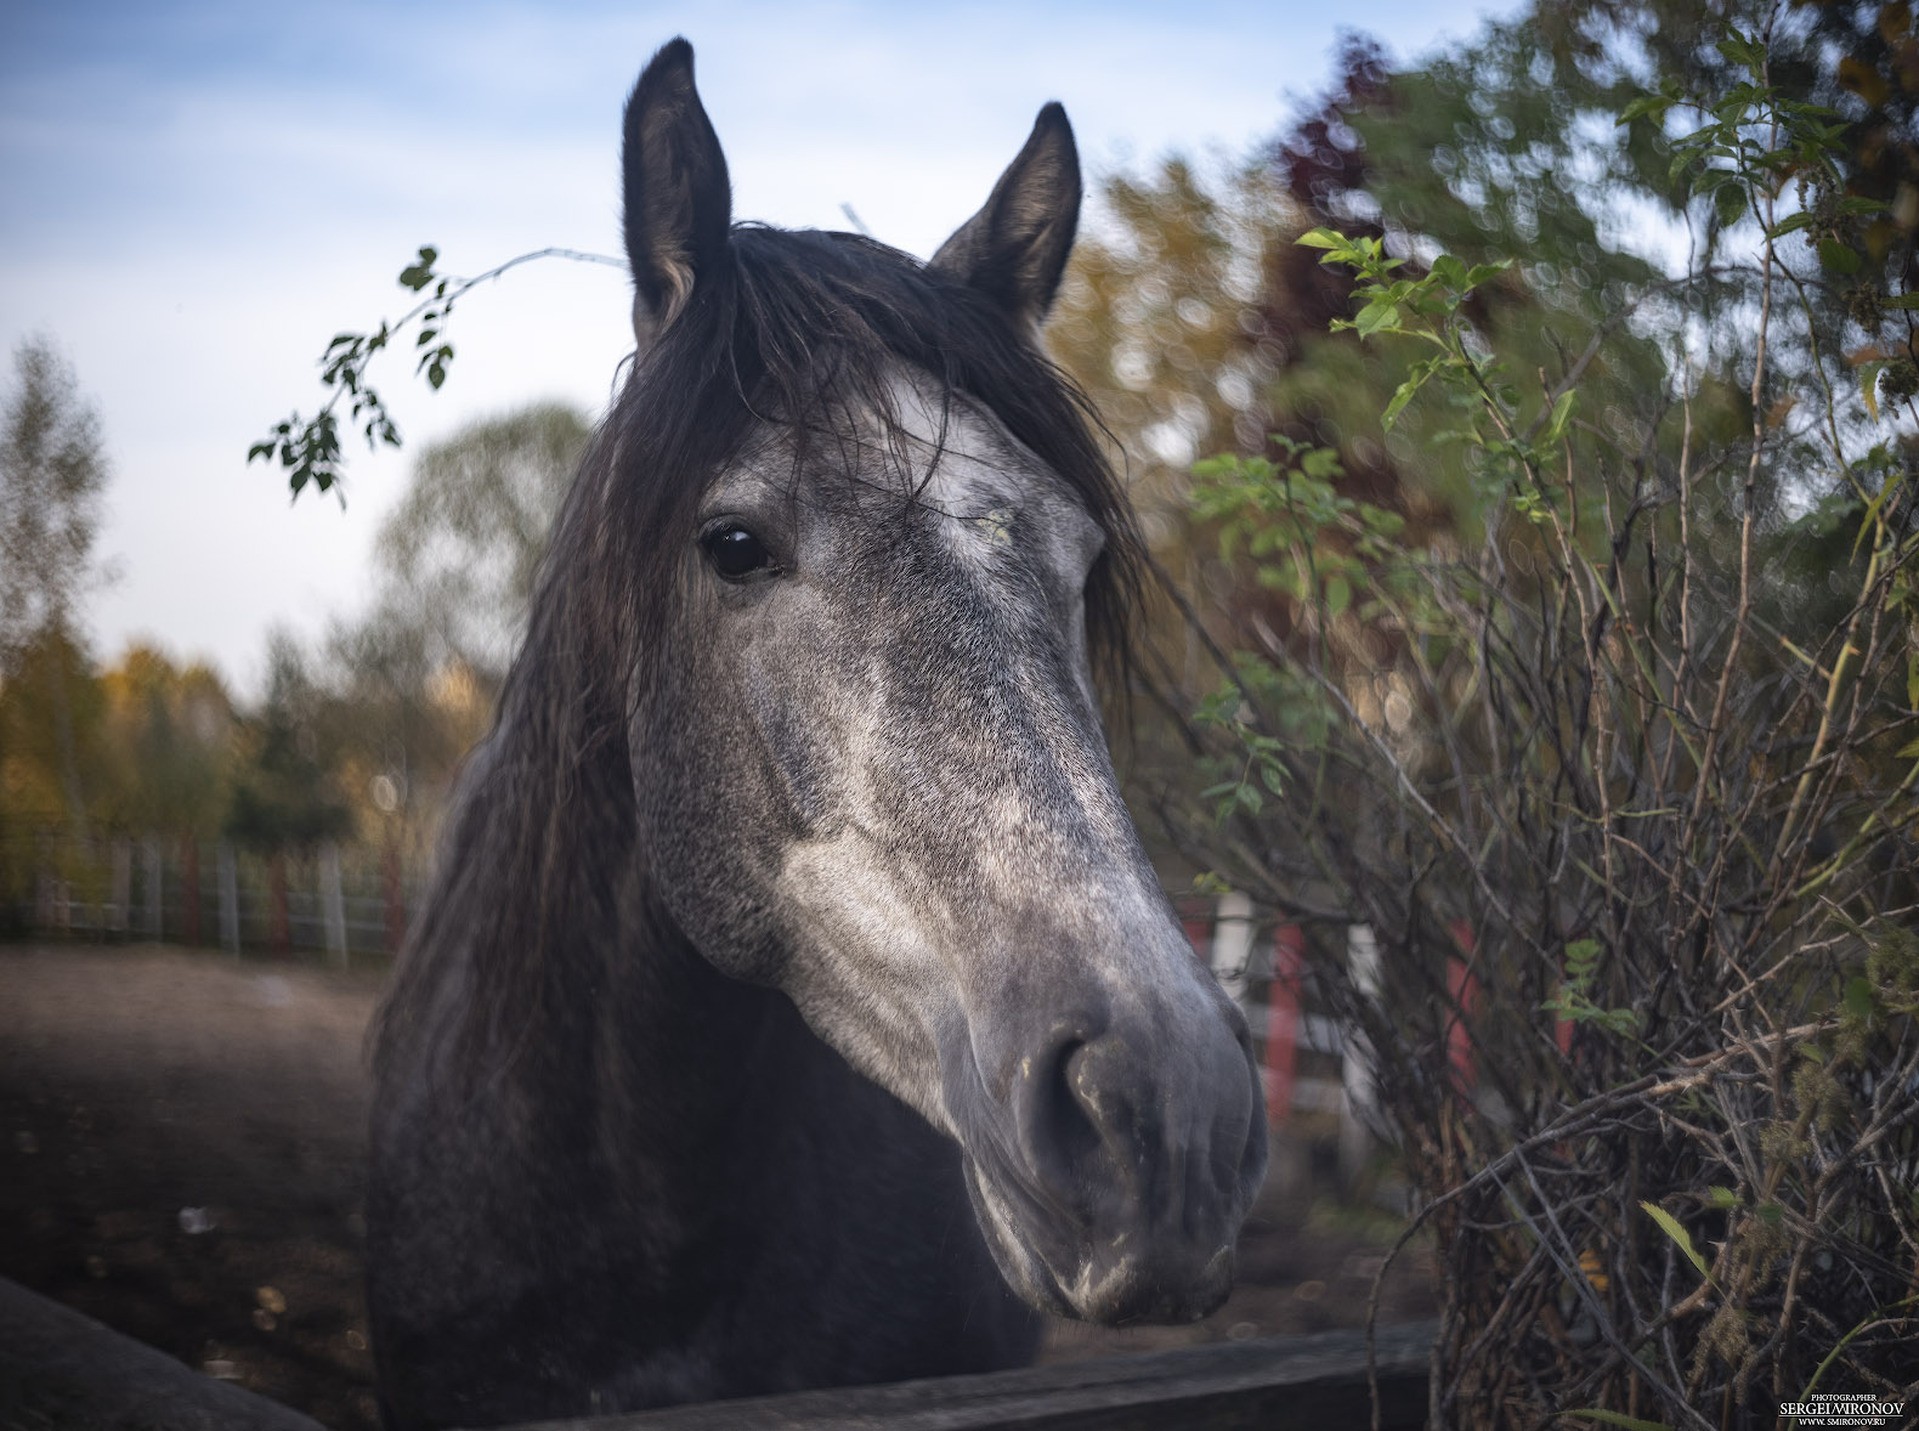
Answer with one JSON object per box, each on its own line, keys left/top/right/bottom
{"left": 1, "top": 0, "right": 1518, "bottom": 694}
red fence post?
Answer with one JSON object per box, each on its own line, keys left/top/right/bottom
{"left": 1265, "top": 925, "right": 1305, "bottom": 1126}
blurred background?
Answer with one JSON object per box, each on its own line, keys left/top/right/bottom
{"left": 9, "top": 0, "right": 1919, "bottom": 1426}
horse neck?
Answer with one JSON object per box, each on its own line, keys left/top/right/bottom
{"left": 534, "top": 882, "right": 782, "bottom": 1193}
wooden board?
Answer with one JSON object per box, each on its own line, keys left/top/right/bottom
{"left": 0, "top": 1275, "right": 326, "bottom": 1431}
{"left": 498, "top": 1322, "right": 1435, "bottom": 1431}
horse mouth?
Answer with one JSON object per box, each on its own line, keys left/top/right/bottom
{"left": 958, "top": 1149, "right": 1238, "bottom": 1326}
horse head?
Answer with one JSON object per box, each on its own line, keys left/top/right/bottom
{"left": 605, "top": 39, "right": 1267, "bottom": 1326}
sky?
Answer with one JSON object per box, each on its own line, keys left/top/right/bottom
{"left": 1, "top": 0, "right": 1520, "bottom": 697}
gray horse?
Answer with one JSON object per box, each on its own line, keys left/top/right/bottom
{"left": 367, "top": 38, "right": 1266, "bottom": 1430}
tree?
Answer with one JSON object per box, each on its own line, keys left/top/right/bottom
{"left": 319, "top": 602, "right": 491, "bottom": 839}
{"left": 0, "top": 337, "right": 112, "bottom": 838}
{"left": 225, "top": 635, "right": 351, "bottom": 853}
{"left": 225, "top": 635, "right": 352, "bottom": 954}
{"left": 95, "top": 644, "right": 235, "bottom": 836}
{"left": 371, "top": 401, "right": 589, "bottom": 681}
{"left": 1052, "top": 157, "right": 1293, "bottom": 521}
{"left": 307, "top": 402, "right": 587, "bottom": 844}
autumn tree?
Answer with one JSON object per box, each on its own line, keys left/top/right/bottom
{"left": 369, "top": 400, "right": 589, "bottom": 682}
{"left": 225, "top": 635, "right": 351, "bottom": 954}
{"left": 313, "top": 402, "right": 588, "bottom": 847}
{"left": 0, "top": 337, "right": 112, "bottom": 838}
{"left": 95, "top": 644, "right": 235, "bottom": 836}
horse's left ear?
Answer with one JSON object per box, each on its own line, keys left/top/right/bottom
{"left": 931, "top": 103, "right": 1081, "bottom": 331}
{"left": 623, "top": 38, "right": 732, "bottom": 347}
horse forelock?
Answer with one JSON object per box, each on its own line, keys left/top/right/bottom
{"left": 373, "top": 221, "right": 1143, "bottom": 1083}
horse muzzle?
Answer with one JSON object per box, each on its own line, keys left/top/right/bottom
{"left": 945, "top": 990, "right": 1268, "bottom": 1325}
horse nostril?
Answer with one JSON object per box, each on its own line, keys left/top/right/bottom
{"left": 1017, "top": 1033, "right": 1105, "bottom": 1196}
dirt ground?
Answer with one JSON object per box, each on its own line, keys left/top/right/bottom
{"left": 0, "top": 944, "right": 1434, "bottom": 1430}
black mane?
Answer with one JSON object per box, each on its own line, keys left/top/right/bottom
{"left": 373, "top": 223, "right": 1142, "bottom": 1079}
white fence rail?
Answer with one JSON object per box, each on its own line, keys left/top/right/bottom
{"left": 6, "top": 834, "right": 417, "bottom": 966}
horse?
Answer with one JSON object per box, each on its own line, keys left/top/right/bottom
{"left": 365, "top": 38, "right": 1267, "bottom": 1430}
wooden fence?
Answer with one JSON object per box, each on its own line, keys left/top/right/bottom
{"left": 1181, "top": 893, "right": 1575, "bottom": 1176}
{"left": 3, "top": 840, "right": 1469, "bottom": 1168}
{"left": 2, "top": 833, "right": 420, "bottom": 965}
{"left": 0, "top": 1273, "right": 1436, "bottom": 1431}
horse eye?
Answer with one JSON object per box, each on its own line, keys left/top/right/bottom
{"left": 701, "top": 523, "right": 774, "bottom": 581}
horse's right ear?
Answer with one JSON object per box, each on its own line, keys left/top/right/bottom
{"left": 622, "top": 38, "right": 732, "bottom": 348}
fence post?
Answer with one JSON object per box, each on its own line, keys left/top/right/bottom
{"left": 382, "top": 839, "right": 407, "bottom": 955}
{"left": 217, "top": 841, "right": 241, "bottom": 957}
{"left": 181, "top": 835, "right": 201, "bottom": 946}
{"left": 143, "top": 839, "right": 163, "bottom": 942}
{"left": 1210, "top": 891, "right": 1255, "bottom": 1005}
{"left": 1340, "top": 924, "right": 1381, "bottom": 1185}
{"left": 267, "top": 852, "right": 290, "bottom": 956}
{"left": 109, "top": 838, "right": 132, "bottom": 937}
{"left": 34, "top": 870, "right": 55, "bottom": 932}
{"left": 319, "top": 841, "right": 349, "bottom": 969}
{"left": 1265, "top": 925, "right": 1305, "bottom": 1126}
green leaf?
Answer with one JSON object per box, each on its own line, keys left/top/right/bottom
{"left": 1616, "top": 93, "right": 1673, "bottom": 126}
{"left": 1818, "top": 238, "right": 1864, "bottom": 276}
{"left": 1716, "top": 32, "right": 1762, "bottom": 71}
{"left": 1557, "top": 1412, "right": 1673, "bottom": 1431}
{"left": 1705, "top": 1186, "right": 1739, "bottom": 1210}
{"left": 1543, "top": 389, "right": 1577, "bottom": 445}
{"left": 1296, "top": 227, "right": 1346, "bottom": 251}
{"left": 1325, "top": 575, "right": 1352, "bottom": 617}
{"left": 1640, "top": 1201, "right": 1711, "bottom": 1282}
{"left": 1557, "top": 1411, "right": 1674, "bottom": 1431}
{"left": 1354, "top": 300, "right": 1400, "bottom": 337}
{"left": 1765, "top": 210, "right": 1818, "bottom": 238}
{"left": 1843, "top": 976, "right": 1875, "bottom": 1022}
{"left": 1834, "top": 196, "right": 1888, "bottom": 217}
{"left": 1382, "top": 380, "right": 1419, "bottom": 430}
{"left": 1715, "top": 182, "right": 1748, "bottom": 230}
{"left": 398, "top": 244, "right": 440, "bottom": 291}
